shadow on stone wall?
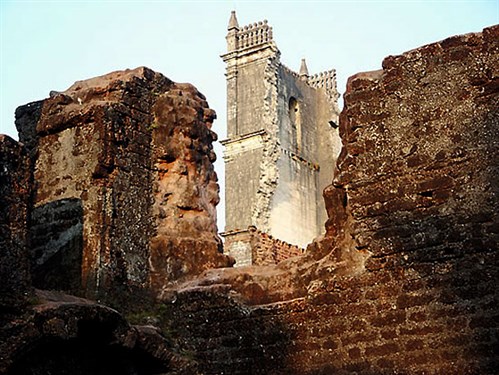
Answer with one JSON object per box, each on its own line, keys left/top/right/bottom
{"left": 29, "top": 198, "right": 83, "bottom": 294}
{"left": 161, "top": 288, "right": 292, "bottom": 375}
{"left": 160, "top": 25, "right": 499, "bottom": 374}
{"left": 4, "top": 291, "right": 179, "bottom": 375}
{"left": 7, "top": 325, "right": 165, "bottom": 375}
{"left": 290, "top": 26, "right": 499, "bottom": 373}
{"left": 0, "top": 135, "right": 32, "bottom": 314}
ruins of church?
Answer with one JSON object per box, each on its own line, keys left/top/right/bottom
{"left": 1, "top": 16, "right": 498, "bottom": 374}
{"left": 221, "top": 11, "right": 342, "bottom": 266}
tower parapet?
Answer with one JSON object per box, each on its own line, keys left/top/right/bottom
{"left": 308, "top": 69, "right": 337, "bottom": 93}
{"left": 236, "top": 21, "right": 273, "bottom": 51}
{"left": 280, "top": 64, "right": 299, "bottom": 79}
{"left": 225, "top": 12, "right": 274, "bottom": 54}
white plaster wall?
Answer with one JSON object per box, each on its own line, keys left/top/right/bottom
{"left": 268, "top": 152, "right": 319, "bottom": 248}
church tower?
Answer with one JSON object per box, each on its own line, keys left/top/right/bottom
{"left": 221, "top": 11, "right": 341, "bottom": 266}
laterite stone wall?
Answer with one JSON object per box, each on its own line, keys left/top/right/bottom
{"left": 163, "top": 25, "right": 499, "bottom": 374}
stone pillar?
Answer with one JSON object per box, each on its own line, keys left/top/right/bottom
{"left": 15, "top": 67, "right": 232, "bottom": 303}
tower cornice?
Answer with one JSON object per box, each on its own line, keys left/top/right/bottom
{"left": 221, "top": 43, "right": 279, "bottom": 63}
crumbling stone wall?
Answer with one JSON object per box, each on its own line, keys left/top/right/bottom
{"left": 222, "top": 226, "right": 304, "bottom": 266}
{"left": 1, "top": 68, "right": 229, "bottom": 374}
{"left": 2, "top": 23, "right": 497, "bottom": 375}
{"left": 15, "top": 67, "right": 232, "bottom": 302}
{"left": 0, "top": 135, "right": 32, "bottom": 312}
{"left": 252, "top": 227, "right": 304, "bottom": 265}
{"left": 161, "top": 25, "right": 499, "bottom": 374}
{"left": 0, "top": 290, "right": 198, "bottom": 374}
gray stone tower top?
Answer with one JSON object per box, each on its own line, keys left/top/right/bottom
{"left": 228, "top": 10, "right": 239, "bottom": 30}
{"left": 299, "top": 58, "right": 309, "bottom": 79}
{"left": 221, "top": 12, "right": 341, "bottom": 266}
{"left": 225, "top": 12, "right": 274, "bottom": 55}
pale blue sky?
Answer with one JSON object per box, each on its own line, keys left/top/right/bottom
{"left": 1, "top": 0, "right": 497, "bottom": 230}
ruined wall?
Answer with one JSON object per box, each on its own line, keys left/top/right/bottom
{"left": 0, "top": 290, "right": 198, "bottom": 374}
{"left": 162, "top": 25, "right": 499, "bottom": 374}
{"left": 148, "top": 81, "right": 233, "bottom": 290}
{"left": 1, "top": 68, "right": 232, "bottom": 374}
{"left": 15, "top": 67, "right": 231, "bottom": 302}
{"left": 222, "top": 227, "right": 304, "bottom": 267}
{"left": 251, "top": 227, "right": 304, "bottom": 266}
{"left": 269, "top": 66, "right": 339, "bottom": 247}
{"left": 0, "top": 135, "right": 32, "bottom": 312}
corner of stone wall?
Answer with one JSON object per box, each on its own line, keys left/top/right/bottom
{"left": 252, "top": 55, "right": 281, "bottom": 231}
{"left": 0, "top": 135, "right": 33, "bottom": 311}
{"left": 12, "top": 67, "right": 233, "bottom": 307}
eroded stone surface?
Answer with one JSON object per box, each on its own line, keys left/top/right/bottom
{"left": 1, "top": 23, "right": 498, "bottom": 375}
{"left": 0, "top": 135, "right": 32, "bottom": 312}
{"left": 161, "top": 25, "right": 499, "bottom": 374}
{"left": 15, "top": 67, "right": 232, "bottom": 302}
{"left": 0, "top": 290, "right": 199, "bottom": 374}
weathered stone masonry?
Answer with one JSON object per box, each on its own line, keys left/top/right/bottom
{"left": 222, "top": 226, "right": 304, "bottom": 267}
{"left": 0, "top": 21, "right": 497, "bottom": 375}
{"left": 1, "top": 67, "right": 232, "bottom": 374}
{"left": 162, "top": 25, "right": 499, "bottom": 374}
{"left": 221, "top": 12, "right": 341, "bottom": 264}
{"left": 0, "top": 135, "right": 32, "bottom": 311}
{"left": 14, "top": 67, "right": 232, "bottom": 302}
{"left": 0, "top": 289, "right": 199, "bottom": 374}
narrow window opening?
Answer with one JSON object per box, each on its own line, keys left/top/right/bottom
{"left": 289, "top": 97, "right": 301, "bottom": 153}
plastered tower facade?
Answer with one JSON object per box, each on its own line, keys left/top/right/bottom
{"left": 221, "top": 12, "right": 341, "bottom": 266}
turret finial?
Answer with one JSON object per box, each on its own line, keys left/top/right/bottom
{"left": 299, "top": 58, "right": 309, "bottom": 79}
{"left": 228, "top": 10, "right": 239, "bottom": 30}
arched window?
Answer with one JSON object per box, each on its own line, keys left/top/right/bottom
{"left": 289, "top": 97, "right": 301, "bottom": 153}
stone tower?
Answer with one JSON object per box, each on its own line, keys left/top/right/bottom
{"left": 221, "top": 11, "right": 341, "bottom": 266}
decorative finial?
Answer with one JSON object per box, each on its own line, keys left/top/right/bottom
{"left": 299, "top": 58, "right": 309, "bottom": 79}
{"left": 228, "top": 10, "right": 239, "bottom": 31}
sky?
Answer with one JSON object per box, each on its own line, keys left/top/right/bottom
{"left": 1, "top": 0, "right": 498, "bottom": 231}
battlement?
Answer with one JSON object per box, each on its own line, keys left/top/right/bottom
{"left": 236, "top": 21, "right": 273, "bottom": 50}
{"left": 308, "top": 69, "right": 337, "bottom": 92}
{"left": 282, "top": 64, "right": 337, "bottom": 94}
